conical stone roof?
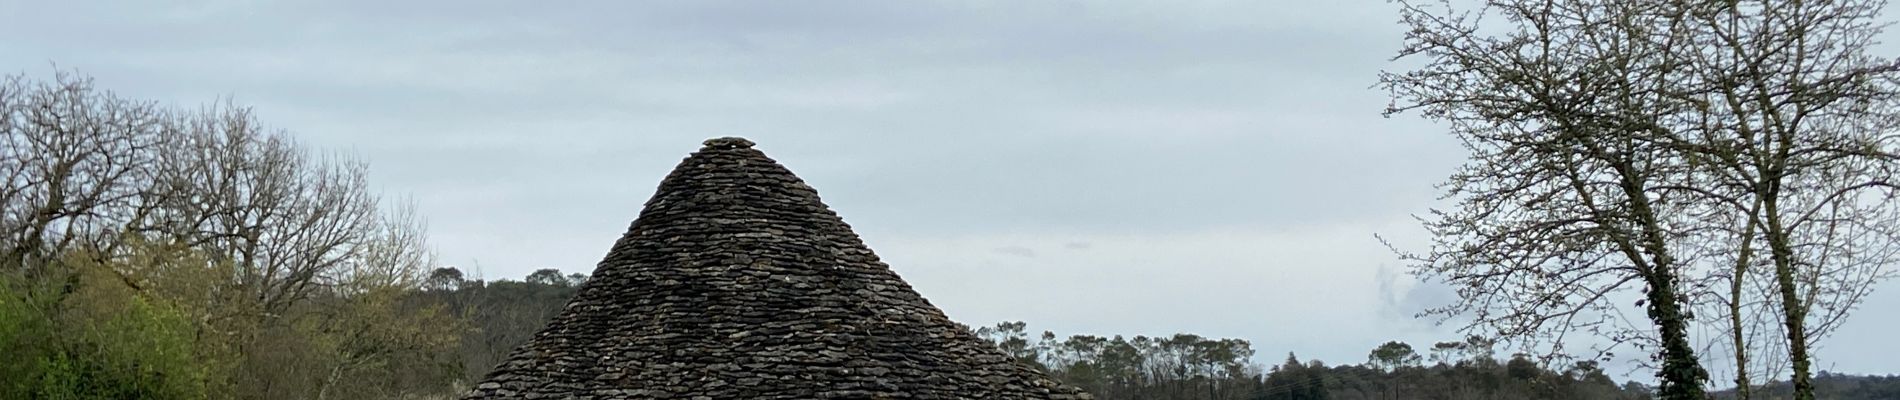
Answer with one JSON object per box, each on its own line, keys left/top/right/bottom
{"left": 463, "top": 137, "right": 1090, "bottom": 399}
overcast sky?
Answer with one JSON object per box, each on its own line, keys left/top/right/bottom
{"left": 5, "top": 0, "right": 1896, "bottom": 380}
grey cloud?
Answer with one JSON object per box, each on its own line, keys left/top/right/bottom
{"left": 1375, "top": 264, "right": 1459, "bottom": 327}
{"left": 993, "top": 246, "right": 1038, "bottom": 258}
{"left": 6, "top": 0, "right": 1455, "bottom": 238}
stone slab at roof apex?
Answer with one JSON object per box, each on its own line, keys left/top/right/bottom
{"left": 701, "top": 136, "right": 756, "bottom": 149}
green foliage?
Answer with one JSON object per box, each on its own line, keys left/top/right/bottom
{"left": 1365, "top": 341, "right": 1420, "bottom": 372}
{"left": 1262, "top": 353, "right": 1327, "bottom": 400}
{"left": 0, "top": 276, "right": 58, "bottom": 398}
{"left": 0, "top": 267, "right": 218, "bottom": 400}
{"left": 523, "top": 268, "right": 586, "bottom": 288}
{"left": 306, "top": 287, "right": 466, "bottom": 399}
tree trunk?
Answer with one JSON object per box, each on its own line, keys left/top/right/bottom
{"left": 1644, "top": 270, "right": 1708, "bottom": 400}
{"left": 1622, "top": 166, "right": 1708, "bottom": 400}
{"left": 1730, "top": 211, "right": 1761, "bottom": 400}
{"left": 1763, "top": 201, "right": 1815, "bottom": 400}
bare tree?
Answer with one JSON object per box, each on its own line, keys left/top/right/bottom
{"left": 138, "top": 103, "right": 384, "bottom": 317}
{"left": 1668, "top": 2, "right": 1900, "bottom": 398}
{"left": 1382, "top": 0, "right": 1714, "bottom": 397}
{"left": 1384, "top": 1, "right": 1900, "bottom": 399}
{"left": 0, "top": 73, "right": 163, "bottom": 274}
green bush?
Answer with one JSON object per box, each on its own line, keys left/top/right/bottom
{"left": 0, "top": 271, "right": 216, "bottom": 400}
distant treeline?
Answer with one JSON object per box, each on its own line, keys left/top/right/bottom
{"left": 968, "top": 321, "right": 1900, "bottom": 400}
{"left": 1712, "top": 373, "right": 1900, "bottom": 400}
{"left": 969, "top": 321, "right": 1647, "bottom": 400}
{"left": 416, "top": 267, "right": 586, "bottom": 385}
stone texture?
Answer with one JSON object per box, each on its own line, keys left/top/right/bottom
{"left": 462, "top": 137, "right": 1090, "bottom": 400}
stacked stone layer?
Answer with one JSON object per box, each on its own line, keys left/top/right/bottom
{"left": 463, "top": 137, "right": 1089, "bottom": 399}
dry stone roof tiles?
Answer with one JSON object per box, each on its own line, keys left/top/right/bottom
{"left": 462, "top": 137, "right": 1091, "bottom": 400}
